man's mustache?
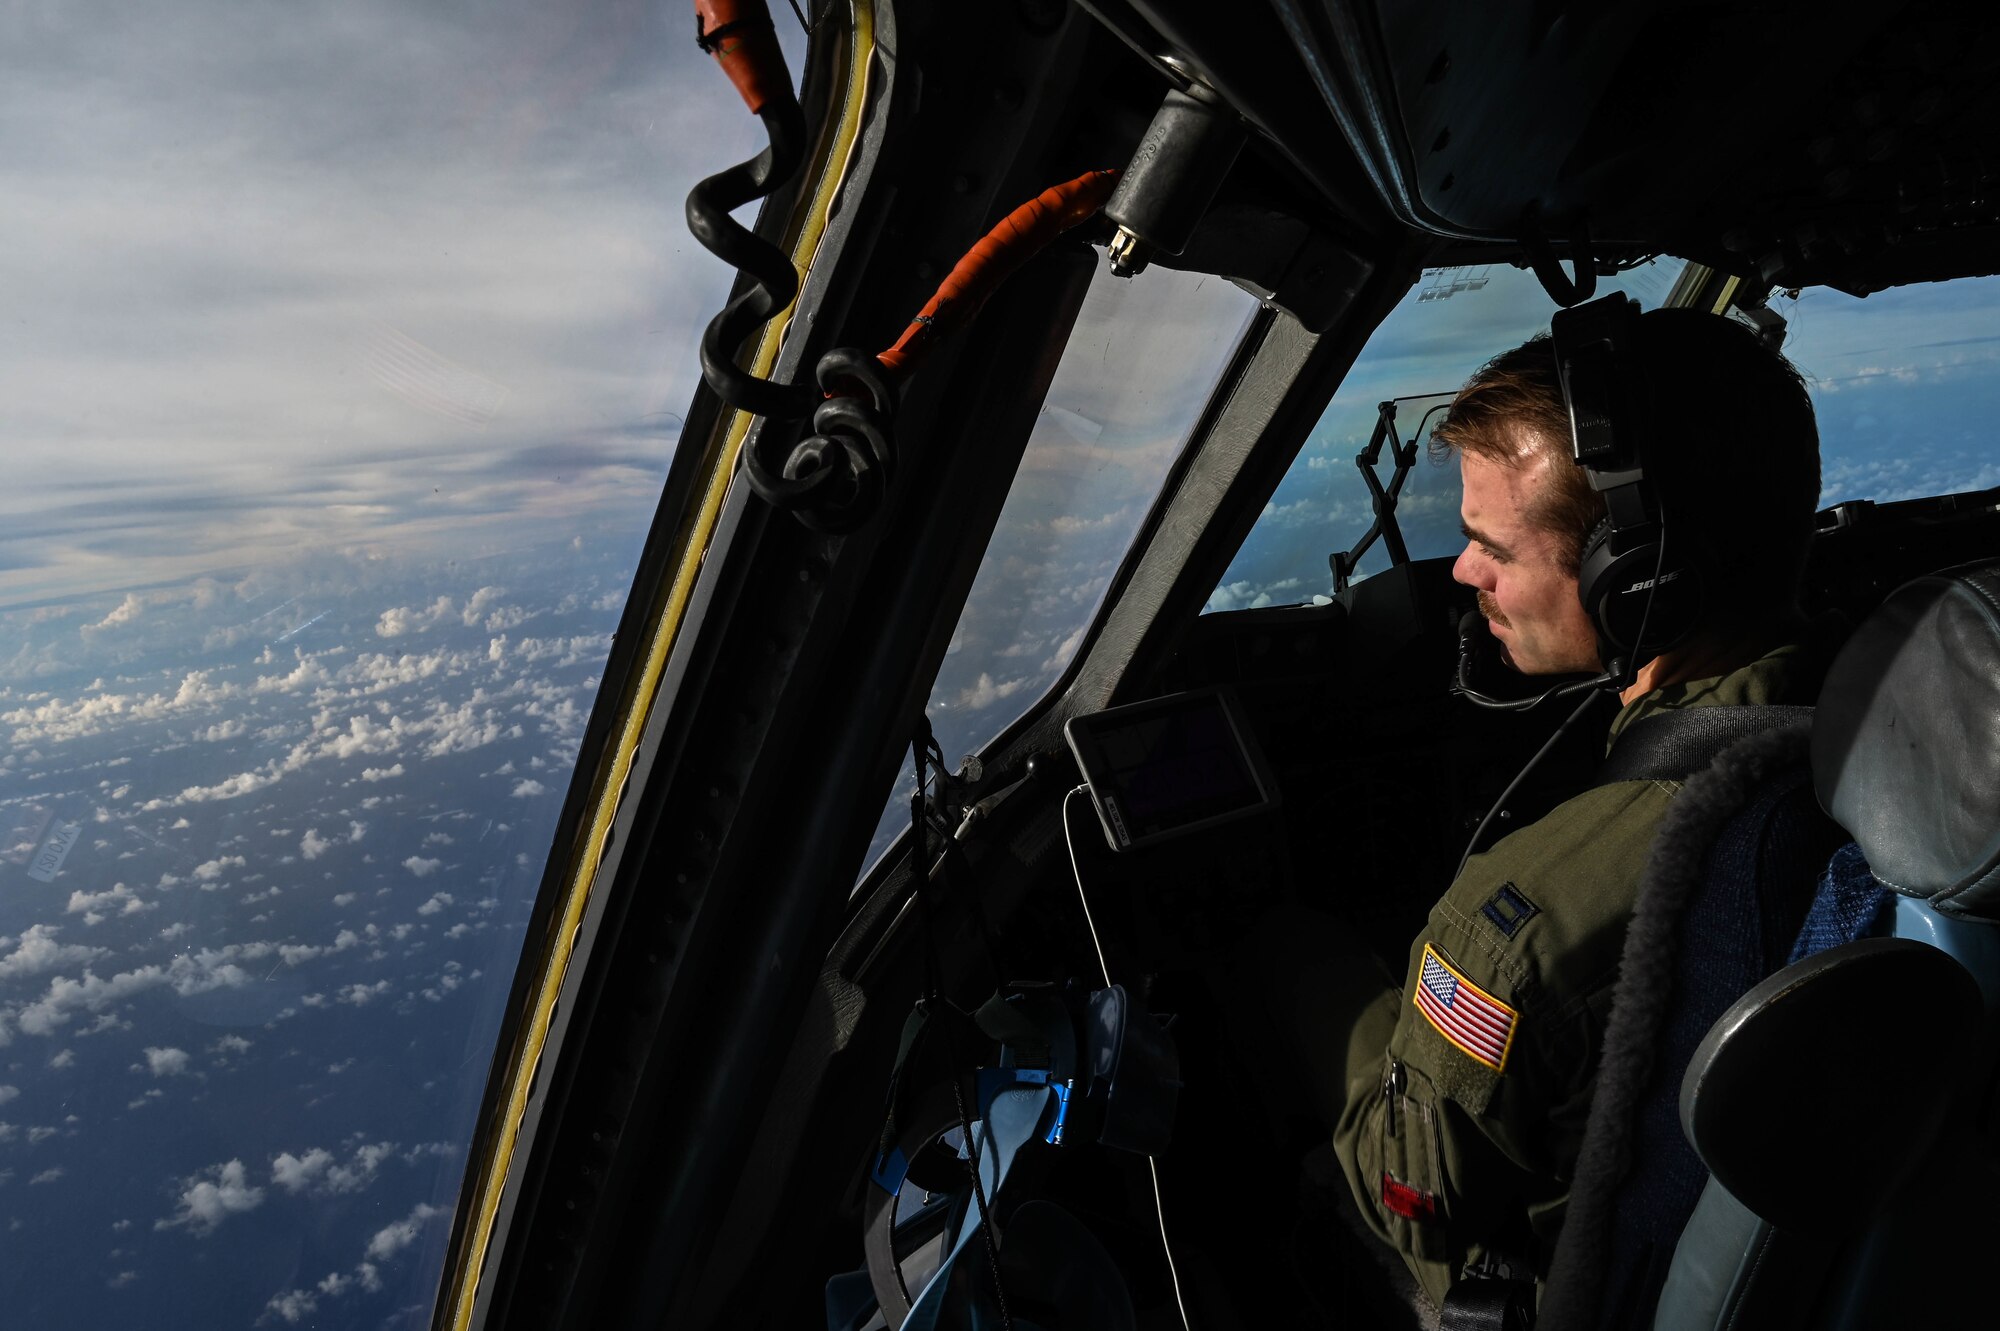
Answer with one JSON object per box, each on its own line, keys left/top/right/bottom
{"left": 1478, "top": 592, "right": 1511, "bottom": 629}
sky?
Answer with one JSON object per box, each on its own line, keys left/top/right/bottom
{"left": 1212, "top": 263, "right": 2000, "bottom": 614}
{"left": 0, "top": 0, "right": 767, "bottom": 610}
{"left": 0, "top": 3, "right": 805, "bottom": 1327}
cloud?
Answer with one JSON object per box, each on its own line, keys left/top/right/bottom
{"left": 416, "top": 892, "right": 453, "bottom": 916}
{"left": 954, "top": 672, "right": 1031, "bottom": 711}
{"left": 299, "top": 828, "right": 330, "bottom": 860}
{"left": 271, "top": 1140, "right": 396, "bottom": 1196}
{"left": 140, "top": 1046, "right": 191, "bottom": 1077}
{"left": 191, "top": 855, "right": 247, "bottom": 882}
{"left": 0, "top": 925, "right": 105, "bottom": 979}
{"left": 85, "top": 593, "right": 146, "bottom": 633}
{"left": 2, "top": 671, "right": 238, "bottom": 745}
{"left": 0, "top": 1087, "right": 16, "bottom": 1105}
{"left": 365, "top": 1201, "right": 445, "bottom": 1260}
{"left": 12, "top": 944, "right": 263, "bottom": 1037}
{"left": 263, "top": 1289, "right": 317, "bottom": 1324}
{"left": 30, "top": 1166, "right": 64, "bottom": 1185}
{"left": 403, "top": 856, "right": 441, "bottom": 878}
{"left": 65, "top": 882, "right": 153, "bottom": 924}
{"left": 156, "top": 1159, "right": 264, "bottom": 1235}
{"left": 360, "top": 763, "right": 404, "bottom": 782}
{"left": 375, "top": 595, "right": 455, "bottom": 638}
{"left": 460, "top": 586, "right": 505, "bottom": 625}
{"left": 510, "top": 778, "right": 544, "bottom": 798}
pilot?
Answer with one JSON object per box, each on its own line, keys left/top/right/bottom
{"left": 1271, "top": 308, "right": 1827, "bottom": 1314}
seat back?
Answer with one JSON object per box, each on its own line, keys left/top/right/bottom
{"left": 1537, "top": 734, "right": 1849, "bottom": 1331}
{"left": 1653, "top": 561, "right": 2000, "bottom": 1330}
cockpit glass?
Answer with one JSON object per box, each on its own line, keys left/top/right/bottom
{"left": 858, "top": 267, "right": 1259, "bottom": 876}
{"left": 1209, "top": 259, "right": 1686, "bottom": 611}
{"left": 0, "top": 6, "right": 796, "bottom": 1327}
{"left": 1768, "top": 276, "right": 2000, "bottom": 505}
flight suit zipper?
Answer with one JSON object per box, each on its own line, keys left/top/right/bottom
{"left": 1382, "top": 1058, "right": 1405, "bottom": 1137}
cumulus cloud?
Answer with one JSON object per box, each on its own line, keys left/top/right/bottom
{"left": 271, "top": 1140, "right": 396, "bottom": 1196}
{"left": 12, "top": 944, "right": 264, "bottom": 1037}
{"left": 460, "top": 586, "right": 504, "bottom": 626}
{"left": 190, "top": 855, "right": 246, "bottom": 882}
{"left": 65, "top": 884, "right": 152, "bottom": 924}
{"left": 0, "top": 925, "right": 106, "bottom": 979}
{"left": 416, "top": 892, "right": 453, "bottom": 916}
{"left": 360, "top": 763, "right": 404, "bottom": 782}
{"left": 402, "top": 856, "right": 441, "bottom": 878}
{"left": 337, "top": 980, "right": 392, "bottom": 1006}
{"left": 510, "top": 779, "right": 544, "bottom": 798}
{"left": 156, "top": 1159, "right": 264, "bottom": 1235}
{"left": 374, "top": 595, "right": 455, "bottom": 638}
{"left": 365, "top": 1201, "right": 445, "bottom": 1260}
{"left": 2, "top": 671, "right": 237, "bottom": 745}
{"left": 954, "top": 673, "right": 1030, "bottom": 710}
{"left": 263, "top": 1289, "right": 317, "bottom": 1324}
{"left": 140, "top": 1046, "right": 191, "bottom": 1077}
{"left": 299, "top": 828, "right": 331, "bottom": 860}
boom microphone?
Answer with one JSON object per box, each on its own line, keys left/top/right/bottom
{"left": 1453, "top": 610, "right": 1624, "bottom": 712}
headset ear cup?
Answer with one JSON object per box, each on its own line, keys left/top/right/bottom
{"left": 1579, "top": 531, "right": 1703, "bottom": 656}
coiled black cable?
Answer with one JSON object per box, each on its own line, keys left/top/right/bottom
{"left": 685, "top": 100, "right": 818, "bottom": 424}
{"left": 685, "top": 96, "right": 900, "bottom": 530}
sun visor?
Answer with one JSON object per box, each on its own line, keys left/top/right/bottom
{"left": 1812, "top": 562, "right": 2000, "bottom": 919}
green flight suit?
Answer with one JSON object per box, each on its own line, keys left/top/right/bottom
{"left": 1330, "top": 636, "right": 1824, "bottom": 1308}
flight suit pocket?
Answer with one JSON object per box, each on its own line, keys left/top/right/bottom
{"left": 1360, "top": 1057, "right": 1451, "bottom": 1264}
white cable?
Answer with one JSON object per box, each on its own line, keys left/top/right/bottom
{"left": 1062, "top": 784, "right": 1193, "bottom": 1331}
{"left": 1061, "top": 786, "right": 1114, "bottom": 988}
{"left": 1148, "top": 1156, "right": 1195, "bottom": 1331}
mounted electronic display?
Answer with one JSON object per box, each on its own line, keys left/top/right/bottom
{"left": 1063, "top": 686, "right": 1279, "bottom": 852}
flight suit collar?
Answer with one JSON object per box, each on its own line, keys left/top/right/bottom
{"left": 1604, "top": 612, "right": 1846, "bottom": 753}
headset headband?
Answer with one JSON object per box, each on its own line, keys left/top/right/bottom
{"left": 1551, "top": 294, "right": 1701, "bottom": 664}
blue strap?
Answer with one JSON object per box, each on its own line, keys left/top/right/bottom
{"left": 900, "top": 1085, "right": 1055, "bottom": 1331}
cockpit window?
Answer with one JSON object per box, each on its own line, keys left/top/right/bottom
{"left": 859, "top": 267, "right": 1258, "bottom": 874}
{"left": 1208, "top": 260, "right": 1686, "bottom": 612}
{"left": 1767, "top": 276, "right": 2000, "bottom": 504}
{"left": 0, "top": 7, "right": 794, "bottom": 1327}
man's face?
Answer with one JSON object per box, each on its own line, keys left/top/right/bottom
{"left": 1451, "top": 443, "right": 1601, "bottom": 676}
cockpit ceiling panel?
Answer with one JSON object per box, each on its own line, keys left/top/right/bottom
{"left": 1119, "top": 0, "right": 1999, "bottom": 293}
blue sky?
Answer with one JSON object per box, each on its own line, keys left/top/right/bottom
{"left": 0, "top": 5, "right": 800, "bottom": 1327}
{"left": 1213, "top": 265, "right": 2000, "bottom": 613}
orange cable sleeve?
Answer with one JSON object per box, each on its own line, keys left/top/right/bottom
{"left": 695, "top": 0, "right": 791, "bottom": 116}
{"left": 875, "top": 168, "right": 1121, "bottom": 381}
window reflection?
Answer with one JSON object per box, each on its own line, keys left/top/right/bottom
{"left": 0, "top": 4, "right": 795, "bottom": 1327}
{"left": 1211, "top": 259, "right": 1686, "bottom": 612}
{"left": 860, "top": 266, "right": 1258, "bottom": 875}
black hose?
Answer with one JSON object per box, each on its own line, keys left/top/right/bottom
{"left": 685, "top": 100, "right": 819, "bottom": 425}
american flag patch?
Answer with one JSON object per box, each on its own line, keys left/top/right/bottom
{"left": 1413, "top": 943, "right": 1518, "bottom": 1072}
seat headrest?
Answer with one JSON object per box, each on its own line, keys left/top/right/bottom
{"left": 1812, "top": 561, "right": 2000, "bottom": 920}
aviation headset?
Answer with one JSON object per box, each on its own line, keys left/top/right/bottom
{"left": 1553, "top": 292, "right": 1705, "bottom": 667}
{"left": 1454, "top": 292, "right": 1705, "bottom": 713}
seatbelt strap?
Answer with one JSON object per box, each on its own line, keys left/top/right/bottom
{"left": 1594, "top": 705, "right": 1812, "bottom": 787}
